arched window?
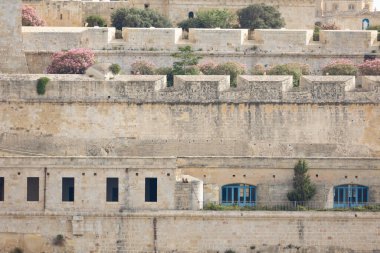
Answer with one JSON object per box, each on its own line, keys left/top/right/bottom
{"left": 188, "top": 11, "right": 194, "bottom": 19}
{"left": 221, "top": 184, "right": 256, "bottom": 206}
{"left": 333, "top": 184, "right": 369, "bottom": 208}
{"left": 348, "top": 4, "right": 355, "bottom": 11}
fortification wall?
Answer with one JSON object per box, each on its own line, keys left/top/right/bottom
{"left": 0, "top": 74, "right": 378, "bottom": 157}
{"left": 0, "top": 0, "right": 28, "bottom": 74}
{"left": 22, "top": 28, "right": 380, "bottom": 74}
{"left": 22, "top": 0, "right": 317, "bottom": 28}
{"left": 22, "top": 28, "right": 380, "bottom": 54}
{"left": 1, "top": 156, "right": 379, "bottom": 212}
{"left": 0, "top": 211, "right": 379, "bottom": 253}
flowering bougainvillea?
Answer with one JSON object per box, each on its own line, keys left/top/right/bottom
{"left": 198, "top": 61, "right": 218, "bottom": 75}
{"left": 322, "top": 59, "right": 358, "bottom": 76}
{"left": 46, "top": 48, "right": 95, "bottom": 74}
{"left": 22, "top": 5, "right": 45, "bottom": 26}
{"left": 358, "top": 59, "right": 380, "bottom": 76}
{"left": 131, "top": 61, "right": 157, "bottom": 75}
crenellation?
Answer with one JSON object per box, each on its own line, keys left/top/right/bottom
{"left": 0, "top": 74, "right": 378, "bottom": 104}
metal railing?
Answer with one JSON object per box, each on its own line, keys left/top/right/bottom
{"left": 202, "top": 201, "right": 380, "bottom": 211}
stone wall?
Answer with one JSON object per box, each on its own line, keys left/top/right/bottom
{"left": 0, "top": 0, "right": 28, "bottom": 74}
{"left": 0, "top": 211, "right": 380, "bottom": 253}
{"left": 22, "top": 27, "right": 115, "bottom": 51}
{"left": 0, "top": 156, "right": 379, "bottom": 211}
{"left": 23, "top": 0, "right": 318, "bottom": 29}
{"left": 0, "top": 74, "right": 378, "bottom": 157}
{"left": 21, "top": 28, "right": 380, "bottom": 74}
{"left": 22, "top": 28, "right": 380, "bottom": 54}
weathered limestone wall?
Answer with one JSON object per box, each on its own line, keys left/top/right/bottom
{"left": 21, "top": 28, "right": 380, "bottom": 74}
{"left": 0, "top": 157, "right": 379, "bottom": 211}
{"left": 0, "top": 0, "right": 28, "bottom": 74}
{"left": 0, "top": 75, "right": 378, "bottom": 157}
{"left": 23, "top": 0, "right": 318, "bottom": 29}
{"left": 22, "top": 27, "right": 115, "bottom": 51}
{"left": 178, "top": 157, "right": 380, "bottom": 207}
{"left": 0, "top": 211, "right": 380, "bottom": 253}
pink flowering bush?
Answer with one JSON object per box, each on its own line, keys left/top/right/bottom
{"left": 47, "top": 48, "right": 95, "bottom": 74}
{"left": 358, "top": 59, "right": 380, "bottom": 76}
{"left": 198, "top": 61, "right": 217, "bottom": 75}
{"left": 131, "top": 61, "right": 156, "bottom": 75}
{"left": 322, "top": 59, "right": 358, "bottom": 76}
{"left": 201, "top": 61, "right": 246, "bottom": 87}
{"left": 22, "top": 5, "right": 45, "bottom": 26}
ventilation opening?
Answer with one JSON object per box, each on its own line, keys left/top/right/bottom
{"left": 62, "top": 177, "right": 74, "bottom": 202}
{"left": 145, "top": 178, "right": 157, "bottom": 202}
{"left": 106, "top": 178, "right": 119, "bottom": 202}
{"left": 144, "top": 3, "right": 150, "bottom": 9}
{"left": 27, "top": 177, "right": 39, "bottom": 202}
{"left": 188, "top": 11, "right": 194, "bottom": 19}
{"left": 0, "top": 177, "right": 4, "bottom": 201}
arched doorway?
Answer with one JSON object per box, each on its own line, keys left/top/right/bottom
{"left": 221, "top": 184, "right": 256, "bottom": 206}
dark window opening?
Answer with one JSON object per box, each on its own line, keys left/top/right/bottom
{"left": 188, "top": 11, "right": 194, "bottom": 19}
{"left": 333, "top": 184, "right": 369, "bottom": 208}
{"left": 0, "top": 177, "right": 4, "bottom": 201}
{"left": 106, "top": 178, "right": 119, "bottom": 202}
{"left": 221, "top": 184, "right": 256, "bottom": 206}
{"left": 62, "top": 177, "right": 74, "bottom": 202}
{"left": 145, "top": 178, "right": 157, "bottom": 202}
{"left": 27, "top": 177, "right": 39, "bottom": 202}
{"left": 144, "top": 3, "right": 150, "bottom": 9}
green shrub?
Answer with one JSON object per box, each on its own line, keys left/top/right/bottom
{"left": 109, "top": 64, "right": 121, "bottom": 75}
{"left": 178, "top": 9, "right": 237, "bottom": 30}
{"left": 287, "top": 160, "right": 316, "bottom": 202}
{"left": 225, "top": 250, "right": 236, "bottom": 253}
{"left": 313, "top": 25, "right": 320, "bottom": 41}
{"left": 212, "top": 62, "right": 246, "bottom": 87}
{"left": 111, "top": 8, "right": 172, "bottom": 30}
{"left": 322, "top": 59, "right": 358, "bottom": 76}
{"left": 10, "top": 248, "right": 23, "bottom": 253}
{"left": 237, "top": 4, "right": 285, "bottom": 30}
{"left": 85, "top": 15, "right": 106, "bottom": 27}
{"left": 172, "top": 46, "right": 203, "bottom": 75}
{"left": 52, "top": 234, "right": 65, "bottom": 246}
{"left": 131, "top": 60, "right": 156, "bottom": 75}
{"left": 267, "top": 63, "right": 309, "bottom": 87}
{"left": 36, "top": 77, "right": 50, "bottom": 95}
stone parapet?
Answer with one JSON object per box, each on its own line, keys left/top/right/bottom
{"left": 21, "top": 28, "right": 380, "bottom": 54}
{"left": 0, "top": 74, "right": 378, "bottom": 104}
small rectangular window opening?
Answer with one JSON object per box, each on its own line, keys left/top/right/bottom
{"left": 106, "top": 178, "right": 119, "bottom": 202}
{"left": 145, "top": 178, "right": 157, "bottom": 202}
{"left": 27, "top": 177, "right": 39, "bottom": 202}
{"left": 0, "top": 177, "right": 4, "bottom": 201}
{"left": 62, "top": 177, "right": 74, "bottom": 202}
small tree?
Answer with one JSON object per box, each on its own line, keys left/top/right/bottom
{"left": 86, "top": 15, "right": 106, "bottom": 27}
{"left": 171, "top": 46, "right": 202, "bottom": 75}
{"left": 178, "top": 9, "right": 237, "bottom": 29}
{"left": 111, "top": 8, "right": 172, "bottom": 30}
{"left": 287, "top": 160, "right": 316, "bottom": 203}
{"left": 237, "top": 4, "right": 285, "bottom": 30}
{"left": 22, "top": 5, "right": 45, "bottom": 26}
{"left": 46, "top": 48, "right": 95, "bottom": 74}
{"left": 267, "top": 63, "right": 310, "bottom": 87}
